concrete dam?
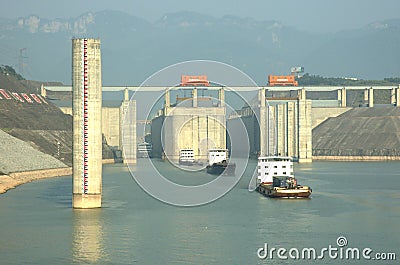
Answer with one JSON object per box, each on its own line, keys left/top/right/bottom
{"left": 151, "top": 88, "right": 226, "bottom": 162}
{"left": 43, "top": 83, "right": 400, "bottom": 163}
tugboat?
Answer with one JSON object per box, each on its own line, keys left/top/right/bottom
{"left": 206, "top": 149, "right": 236, "bottom": 176}
{"left": 137, "top": 142, "right": 152, "bottom": 158}
{"left": 179, "top": 149, "right": 204, "bottom": 166}
{"left": 179, "top": 149, "right": 195, "bottom": 166}
{"left": 256, "top": 156, "right": 312, "bottom": 198}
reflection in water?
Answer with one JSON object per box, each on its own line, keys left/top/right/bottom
{"left": 72, "top": 209, "right": 107, "bottom": 264}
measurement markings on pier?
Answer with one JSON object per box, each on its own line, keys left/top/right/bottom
{"left": 82, "top": 38, "right": 89, "bottom": 194}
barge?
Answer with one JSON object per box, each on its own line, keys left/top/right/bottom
{"left": 256, "top": 156, "right": 312, "bottom": 198}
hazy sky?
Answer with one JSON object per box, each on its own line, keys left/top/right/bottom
{"left": 1, "top": 0, "right": 400, "bottom": 32}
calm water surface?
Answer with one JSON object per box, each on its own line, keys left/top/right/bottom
{"left": 0, "top": 160, "right": 399, "bottom": 264}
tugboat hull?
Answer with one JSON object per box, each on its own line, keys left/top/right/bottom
{"left": 206, "top": 162, "right": 236, "bottom": 176}
{"left": 179, "top": 160, "right": 194, "bottom": 166}
{"left": 257, "top": 184, "right": 312, "bottom": 198}
{"left": 256, "top": 156, "right": 312, "bottom": 199}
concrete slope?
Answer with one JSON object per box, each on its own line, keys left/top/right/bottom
{"left": 7, "top": 129, "right": 73, "bottom": 165}
{"left": 0, "top": 129, "right": 67, "bottom": 174}
{"left": 313, "top": 107, "right": 400, "bottom": 156}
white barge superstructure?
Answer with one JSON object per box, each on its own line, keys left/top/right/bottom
{"left": 256, "top": 156, "right": 312, "bottom": 198}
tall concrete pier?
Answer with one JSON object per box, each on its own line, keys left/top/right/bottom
{"left": 72, "top": 38, "right": 102, "bottom": 208}
{"left": 121, "top": 91, "right": 137, "bottom": 164}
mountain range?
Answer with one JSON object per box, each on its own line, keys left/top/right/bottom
{"left": 0, "top": 10, "right": 399, "bottom": 85}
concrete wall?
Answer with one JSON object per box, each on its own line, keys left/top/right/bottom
{"left": 162, "top": 106, "right": 226, "bottom": 161}
{"left": 59, "top": 95, "right": 344, "bottom": 164}
{"left": 150, "top": 115, "right": 164, "bottom": 158}
{"left": 263, "top": 100, "right": 312, "bottom": 161}
{"left": 227, "top": 113, "right": 259, "bottom": 157}
{"left": 286, "top": 101, "right": 298, "bottom": 158}
{"left": 60, "top": 106, "right": 122, "bottom": 148}
{"left": 102, "top": 107, "right": 120, "bottom": 148}
{"left": 121, "top": 100, "right": 136, "bottom": 164}
{"left": 60, "top": 107, "right": 72, "bottom": 115}
{"left": 119, "top": 97, "right": 137, "bottom": 164}
{"left": 228, "top": 99, "right": 312, "bottom": 162}
{"left": 297, "top": 99, "right": 312, "bottom": 162}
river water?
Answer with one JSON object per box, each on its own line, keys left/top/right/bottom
{"left": 0, "top": 161, "right": 399, "bottom": 264}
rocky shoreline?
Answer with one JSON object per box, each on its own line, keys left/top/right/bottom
{"left": 0, "top": 167, "right": 72, "bottom": 194}
{"left": 0, "top": 158, "right": 118, "bottom": 195}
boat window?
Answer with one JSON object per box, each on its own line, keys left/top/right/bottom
{"left": 283, "top": 172, "right": 286, "bottom": 175}
{"left": 274, "top": 166, "right": 277, "bottom": 168}
{"left": 274, "top": 172, "right": 277, "bottom": 175}
{"left": 282, "top": 165, "right": 286, "bottom": 168}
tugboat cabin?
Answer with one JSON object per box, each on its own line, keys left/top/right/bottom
{"left": 257, "top": 156, "right": 294, "bottom": 186}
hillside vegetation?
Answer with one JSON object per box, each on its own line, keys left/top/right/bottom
{"left": 297, "top": 74, "right": 400, "bottom": 86}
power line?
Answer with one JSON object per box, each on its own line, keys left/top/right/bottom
{"left": 18, "top": 48, "right": 28, "bottom": 76}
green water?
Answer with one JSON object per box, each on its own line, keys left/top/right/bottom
{"left": 0, "top": 161, "right": 399, "bottom": 264}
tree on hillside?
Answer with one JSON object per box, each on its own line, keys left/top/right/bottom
{"left": 297, "top": 74, "right": 400, "bottom": 86}
{"left": 0, "top": 65, "right": 25, "bottom": 80}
